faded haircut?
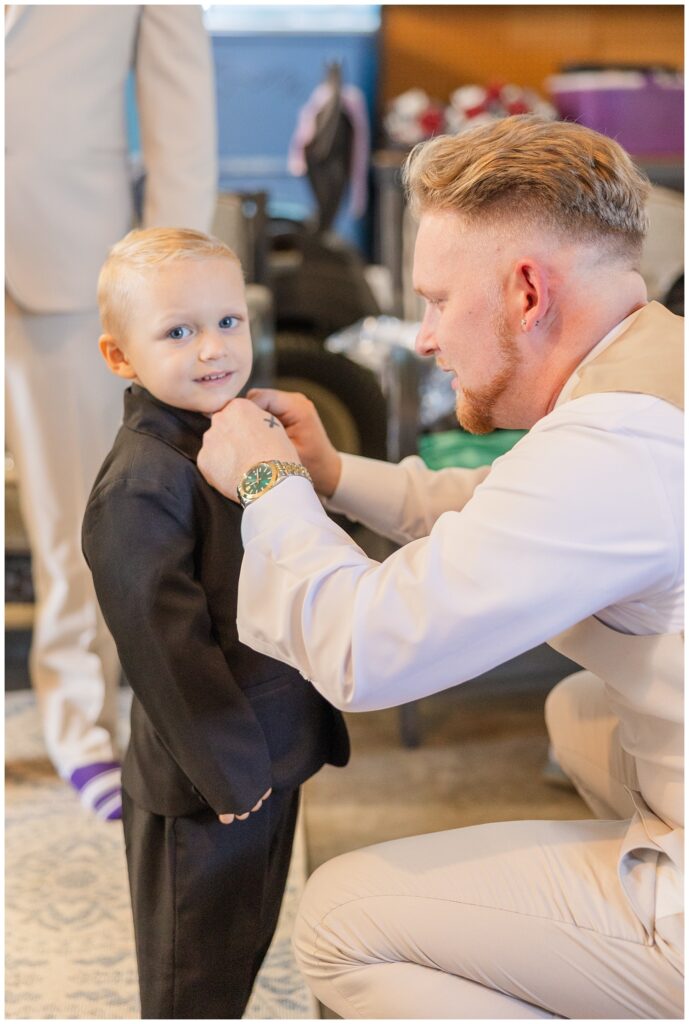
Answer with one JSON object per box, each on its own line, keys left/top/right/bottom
{"left": 402, "top": 115, "right": 650, "bottom": 262}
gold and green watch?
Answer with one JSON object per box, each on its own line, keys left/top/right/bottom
{"left": 237, "top": 460, "right": 312, "bottom": 508}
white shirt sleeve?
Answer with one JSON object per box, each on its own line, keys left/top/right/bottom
{"left": 238, "top": 395, "right": 682, "bottom": 712}
{"left": 325, "top": 452, "right": 491, "bottom": 544}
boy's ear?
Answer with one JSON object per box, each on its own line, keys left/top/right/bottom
{"left": 99, "top": 334, "right": 137, "bottom": 379}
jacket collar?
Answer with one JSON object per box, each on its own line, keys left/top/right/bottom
{"left": 123, "top": 385, "right": 210, "bottom": 463}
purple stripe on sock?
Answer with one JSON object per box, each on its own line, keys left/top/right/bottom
{"left": 70, "top": 761, "right": 121, "bottom": 790}
{"left": 93, "top": 785, "right": 122, "bottom": 812}
{"left": 104, "top": 803, "right": 123, "bottom": 821}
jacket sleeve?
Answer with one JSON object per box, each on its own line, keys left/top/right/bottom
{"left": 135, "top": 5, "right": 217, "bottom": 231}
{"left": 83, "top": 474, "right": 272, "bottom": 815}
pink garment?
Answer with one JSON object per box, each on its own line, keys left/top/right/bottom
{"left": 288, "top": 81, "right": 370, "bottom": 219}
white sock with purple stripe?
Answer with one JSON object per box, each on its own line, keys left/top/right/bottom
{"left": 69, "top": 761, "right": 122, "bottom": 821}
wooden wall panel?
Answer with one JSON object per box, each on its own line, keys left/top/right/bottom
{"left": 380, "top": 5, "right": 684, "bottom": 103}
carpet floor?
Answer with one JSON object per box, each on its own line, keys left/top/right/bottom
{"left": 5, "top": 688, "right": 317, "bottom": 1020}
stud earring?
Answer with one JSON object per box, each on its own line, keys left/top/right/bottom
{"left": 520, "top": 318, "right": 527, "bottom": 329}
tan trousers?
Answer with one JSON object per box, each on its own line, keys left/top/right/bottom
{"left": 293, "top": 671, "right": 683, "bottom": 1018}
{"left": 5, "top": 293, "right": 124, "bottom": 776}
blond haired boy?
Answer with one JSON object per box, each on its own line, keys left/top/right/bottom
{"left": 82, "top": 228, "right": 349, "bottom": 1018}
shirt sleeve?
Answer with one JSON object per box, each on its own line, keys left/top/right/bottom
{"left": 325, "top": 452, "right": 491, "bottom": 544}
{"left": 136, "top": 5, "right": 217, "bottom": 232}
{"left": 83, "top": 475, "right": 272, "bottom": 815}
{"left": 238, "top": 402, "right": 681, "bottom": 712}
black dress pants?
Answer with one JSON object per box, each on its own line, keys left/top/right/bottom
{"left": 122, "top": 787, "right": 300, "bottom": 1019}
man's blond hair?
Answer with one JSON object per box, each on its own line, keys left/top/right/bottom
{"left": 98, "top": 227, "right": 241, "bottom": 337}
{"left": 403, "top": 115, "right": 650, "bottom": 261}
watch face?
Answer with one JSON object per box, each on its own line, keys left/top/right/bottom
{"left": 245, "top": 462, "right": 275, "bottom": 496}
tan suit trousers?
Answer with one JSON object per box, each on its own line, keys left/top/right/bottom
{"left": 293, "top": 671, "right": 683, "bottom": 1018}
{"left": 6, "top": 293, "right": 124, "bottom": 775}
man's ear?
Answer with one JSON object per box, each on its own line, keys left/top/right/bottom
{"left": 509, "top": 259, "right": 550, "bottom": 333}
{"left": 99, "top": 334, "right": 137, "bottom": 379}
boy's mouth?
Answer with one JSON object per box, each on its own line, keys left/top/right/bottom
{"left": 195, "top": 371, "right": 233, "bottom": 384}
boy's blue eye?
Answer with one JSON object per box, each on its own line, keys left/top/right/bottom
{"left": 219, "top": 316, "right": 239, "bottom": 329}
{"left": 168, "top": 325, "right": 191, "bottom": 340}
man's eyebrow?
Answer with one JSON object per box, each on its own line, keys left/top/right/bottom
{"left": 414, "top": 284, "right": 446, "bottom": 300}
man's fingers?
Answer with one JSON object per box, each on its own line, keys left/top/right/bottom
{"left": 246, "top": 387, "right": 273, "bottom": 410}
{"left": 218, "top": 813, "right": 235, "bottom": 825}
{"left": 247, "top": 387, "right": 288, "bottom": 412}
{"left": 247, "top": 388, "right": 311, "bottom": 423}
{"left": 235, "top": 811, "right": 250, "bottom": 821}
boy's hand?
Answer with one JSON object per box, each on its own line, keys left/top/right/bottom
{"left": 218, "top": 787, "right": 272, "bottom": 825}
{"left": 199, "top": 398, "right": 299, "bottom": 502}
{"left": 247, "top": 388, "right": 342, "bottom": 498}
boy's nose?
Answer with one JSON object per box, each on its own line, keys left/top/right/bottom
{"left": 198, "top": 332, "right": 225, "bottom": 360}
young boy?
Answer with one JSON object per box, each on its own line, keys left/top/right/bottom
{"left": 82, "top": 228, "right": 349, "bottom": 1019}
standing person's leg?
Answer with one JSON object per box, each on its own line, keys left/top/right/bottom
{"left": 123, "top": 788, "right": 300, "bottom": 1019}
{"left": 5, "top": 294, "right": 124, "bottom": 816}
{"left": 293, "top": 817, "right": 682, "bottom": 1019}
{"left": 545, "top": 669, "right": 638, "bottom": 818}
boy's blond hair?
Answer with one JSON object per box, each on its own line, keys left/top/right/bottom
{"left": 402, "top": 115, "right": 650, "bottom": 261}
{"left": 98, "top": 227, "right": 241, "bottom": 337}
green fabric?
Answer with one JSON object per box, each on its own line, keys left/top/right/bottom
{"left": 418, "top": 429, "right": 526, "bottom": 470}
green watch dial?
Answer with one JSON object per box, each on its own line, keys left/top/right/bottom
{"left": 239, "top": 460, "right": 310, "bottom": 507}
{"left": 244, "top": 462, "right": 275, "bottom": 496}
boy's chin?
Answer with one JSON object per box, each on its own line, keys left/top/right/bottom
{"left": 191, "top": 382, "right": 246, "bottom": 417}
{"left": 142, "top": 380, "right": 246, "bottom": 416}
{"left": 203, "top": 387, "right": 245, "bottom": 416}
{"left": 201, "top": 399, "right": 235, "bottom": 416}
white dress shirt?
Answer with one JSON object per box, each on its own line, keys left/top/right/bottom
{"left": 238, "top": 314, "right": 683, "bottom": 712}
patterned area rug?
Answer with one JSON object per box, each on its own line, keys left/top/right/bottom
{"left": 5, "top": 688, "right": 318, "bottom": 1020}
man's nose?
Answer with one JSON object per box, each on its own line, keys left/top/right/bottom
{"left": 415, "top": 312, "right": 437, "bottom": 357}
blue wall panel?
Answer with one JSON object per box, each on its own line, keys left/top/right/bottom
{"left": 126, "top": 29, "right": 379, "bottom": 252}
{"left": 213, "top": 31, "right": 379, "bottom": 251}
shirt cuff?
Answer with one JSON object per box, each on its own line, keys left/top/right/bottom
{"left": 241, "top": 475, "right": 325, "bottom": 543}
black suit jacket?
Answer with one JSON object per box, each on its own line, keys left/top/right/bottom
{"left": 82, "top": 385, "right": 349, "bottom": 817}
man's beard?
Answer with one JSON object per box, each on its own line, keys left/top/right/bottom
{"left": 455, "top": 311, "right": 520, "bottom": 435}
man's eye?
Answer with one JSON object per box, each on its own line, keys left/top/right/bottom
{"left": 168, "top": 326, "right": 191, "bottom": 340}
{"left": 219, "top": 316, "right": 239, "bottom": 329}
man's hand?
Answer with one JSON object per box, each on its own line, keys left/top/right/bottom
{"left": 198, "top": 398, "right": 299, "bottom": 502}
{"left": 218, "top": 787, "right": 272, "bottom": 825}
{"left": 247, "top": 388, "right": 342, "bottom": 498}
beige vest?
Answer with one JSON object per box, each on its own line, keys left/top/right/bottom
{"left": 548, "top": 301, "right": 684, "bottom": 971}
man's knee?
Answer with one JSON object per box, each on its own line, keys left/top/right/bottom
{"left": 544, "top": 669, "right": 604, "bottom": 760}
{"left": 545, "top": 670, "right": 638, "bottom": 819}
{"left": 293, "top": 850, "right": 364, "bottom": 982}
